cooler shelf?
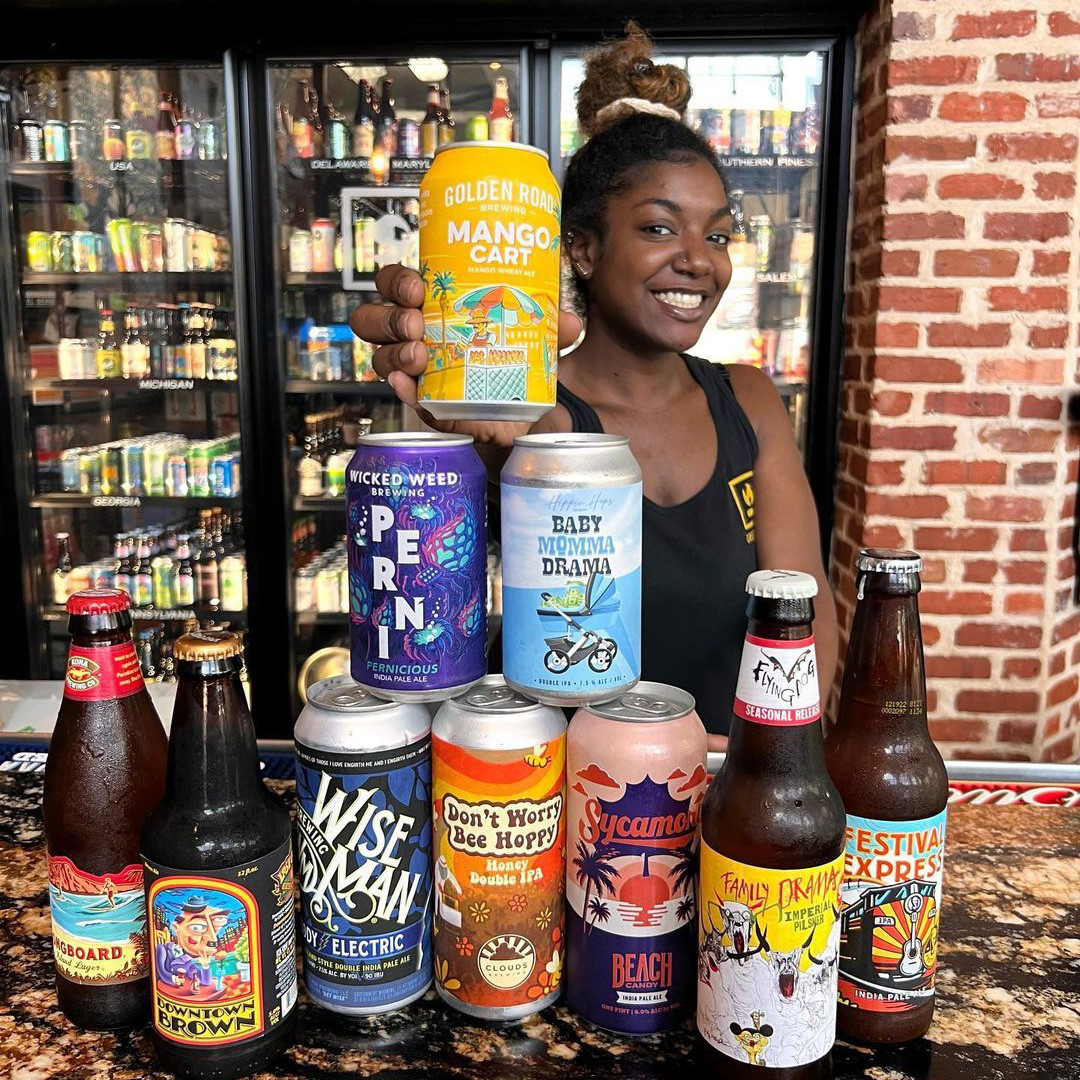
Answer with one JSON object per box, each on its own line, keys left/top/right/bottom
{"left": 30, "top": 493, "right": 239, "bottom": 510}
{"left": 22, "top": 271, "right": 232, "bottom": 288}
{"left": 285, "top": 379, "right": 394, "bottom": 398}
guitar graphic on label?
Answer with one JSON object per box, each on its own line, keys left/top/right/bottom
{"left": 898, "top": 893, "right": 925, "bottom": 977}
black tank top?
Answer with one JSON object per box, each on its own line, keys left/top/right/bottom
{"left": 556, "top": 356, "right": 759, "bottom": 735}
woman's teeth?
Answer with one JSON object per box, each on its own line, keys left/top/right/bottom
{"left": 654, "top": 291, "right": 704, "bottom": 310}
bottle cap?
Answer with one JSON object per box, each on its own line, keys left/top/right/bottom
{"left": 66, "top": 588, "right": 131, "bottom": 616}
{"left": 744, "top": 569, "right": 818, "bottom": 600}
{"left": 857, "top": 548, "right": 923, "bottom": 574}
{"left": 174, "top": 629, "right": 243, "bottom": 662}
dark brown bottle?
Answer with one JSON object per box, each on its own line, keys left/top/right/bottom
{"left": 141, "top": 631, "right": 297, "bottom": 1080}
{"left": 43, "top": 588, "right": 168, "bottom": 1030}
{"left": 824, "top": 549, "right": 948, "bottom": 1045}
{"left": 698, "top": 570, "right": 845, "bottom": 1080}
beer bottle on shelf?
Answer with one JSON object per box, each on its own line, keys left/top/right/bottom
{"left": 376, "top": 77, "right": 397, "bottom": 156}
{"left": 142, "top": 631, "right": 297, "bottom": 1078}
{"left": 112, "top": 534, "right": 133, "bottom": 597}
{"left": 307, "top": 83, "right": 325, "bottom": 159}
{"left": 52, "top": 532, "right": 73, "bottom": 606}
{"left": 174, "top": 304, "right": 191, "bottom": 378}
{"left": 439, "top": 87, "right": 455, "bottom": 145}
{"left": 697, "top": 570, "right": 845, "bottom": 1079}
{"left": 420, "top": 84, "right": 441, "bottom": 158}
{"left": 186, "top": 306, "right": 207, "bottom": 380}
{"left": 121, "top": 308, "right": 149, "bottom": 379}
{"left": 824, "top": 549, "right": 948, "bottom": 1044}
{"left": 43, "top": 588, "right": 168, "bottom": 1029}
{"left": 291, "top": 81, "right": 314, "bottom": 159}
{"left": 195, "top": 526, "right": 220, "bottom": 610}
{"left": 155, "top": 91, "right": 177, "bottom": 160}
{"left": 488, "top": 76, "right": 513, "bottom": 142}
{"left": 133, "top": 534, "right": 154, "bottom": 608}
{"left": 96, "top": 310, "right": 121, "bottom": 378}
{"left": 352, "top": 78, "right": 376, "bottom": 157}
{"left": 174, "top": 534, "right": 196, "bottom": 607}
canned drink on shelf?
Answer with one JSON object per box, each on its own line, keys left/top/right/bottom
{"left": 294, "top": 676, "right": 433, "bottom": 1014}
{"left": 566, "top": 683, "right": 707, "bottom": 1034}
{"left": 78, "top": 451, "right": 101, "bottom": 495}
{"left": 166, "top": 453, "right": 189, "bottom": 498}
{"left": 347, "top": 432, "right": 487, "bottom": 701}
{"left": 103, "top": 119, "right": 125, "bottom": 161}
{"left": 187, "top": 443, "right": 210, "bottom": 497}
{"left": 353, "top": 337, "right": 375, "bottom": 381}
{"left": 219, "top": 555, "right": 245, "bottom": 611}
{"left": 50, "top": 232, "right": 74, "bottom": 273}
{"left": 353, "top": 216, "right": 376, "bottom": 274}
{"left": 72, "top": 231, "right": 98, "bottom": 273}
{"left": 106, "top": 219, "right": 137, "bottom": 273}
{"left": 315, "top": 566, "right": 340, "bottom": 613}
{"left": 397, "top": 119, "right": 420, "bottom": 159}
{"left": 68, "top": 120, "right": 90, "bottom": 161}
{"left": 43, "top": 119, "right": 70, "bottom": 162}
{"left": 501, "top": 433, "right": 642, "bottom": 706}
{"left": 418, "top": 142, "right": 560, "bottom": 422}
{"left": 144, "top": 441, "right": 169, "bottom": 496}
{"left": 175, "top": 117, "right": 196, "bottom": 159}
{"left": 197, "top": 118, "right": 222, "bottom": 160}
{"left": 325, "top": 450, "right": 349, "bottom": 497}
{"left": 91, "top": 559, "right": 116, "bottom": 591}
{"left": 431, "top": 676, "right": 567, "bottom": 1019}
{"left": 210, "top": 454, "right": 234, "bottom": 498}
{"left": 122, "top": 442, "right": 145, "bottom": 497}
{"left": 294, "top": 567, "right": 315, "bottom": 612}
{"left": 311, "top": 219, "right": 335, "bottom": 273}
{"left": 327, "top": 118, "right": 350, "bottom": 160}
{"left": 164, "top": 218, "right": 188, "bottom": 272}
{"left": 26, "top": 231, "right": 52, "bottom": 272}
{"left": 58, "top": 338, "right": 88, "bottom": 379}
{"left": 125, "top": 125, "right": 153, "bottom": 161}
{"left": 289, "top": 229, "right": 313, "bottom": 273}
{"left": 99, "top": 444, "right": 122, "bottom": 496}
{"left": 60, "top": 449, "right": 81, "bottom": 491}
{"left": 464, "top": 116, "right": 488, "bottom": 141}
{"left": 138, "top": 224, "right": 164, "bottom": 273}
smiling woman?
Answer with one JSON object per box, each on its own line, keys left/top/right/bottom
{"left": 350, "top": 22, "right": 837, "bottom": 743}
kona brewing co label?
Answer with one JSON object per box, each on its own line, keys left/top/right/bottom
{"left": 47, "top": 854, "right": 147, "bottom": 984}
{"left": 698, "top": 845, "right": 844, "bottom": 1068}
{"left": 64, "top": 643, "right": 144, "bottom": 701}
{"left": 733, "top": 634, "right": 820, "bottom": 726}
{"left": 144, "top": 840, "right": 297, "bottom": 1046}
{"left": 838, "top": 810, "right": 947, "bottom": 1013}
{"left": 432, "top": 734, "right": 565, "bottom": 1009}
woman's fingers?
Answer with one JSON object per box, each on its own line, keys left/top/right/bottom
{"left": 371, "top": 340, "right": 430, "bottom": 380}
{"left": 557, "top": 310, "right": 584, "bottom": 351}
{"left": 376, "top": 264, "right": 425, "bottom": 308}
{"left": 350, "top": 301, "right": 424, "bottom": 345}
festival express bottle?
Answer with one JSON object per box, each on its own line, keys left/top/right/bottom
{"left": 823, "top": 549, "right": 948, "bottom": 1044}
{"left": 43, "top": 588, "right": 168, "bottom": 1029}
{"left": 142, "top": 631, "right": 297, "bottom": 1079}
{"left": 697, "top": 570, "right": 845, "bottom": 1079}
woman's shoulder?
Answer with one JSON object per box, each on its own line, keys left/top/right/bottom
{"left": 684, "top": 355, "right": 785, "bottom": 443}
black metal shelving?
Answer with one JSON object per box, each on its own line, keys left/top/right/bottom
{"left": 30, "top": 493, "right": 240, "bottom": 509}
{"left": 43, "top": 603, "right": 247, "bottom": 624}
{"left": 26, "top": 376, "right": 239, "bottom": 393}
{"left": 293, "top": 495, "right": 345, "bottom": 513}
{"left": 22, "top": 271, "right": 232, "bottom": 288}
{"left": 285, "top": 378, "right": 394, "bottom": 397}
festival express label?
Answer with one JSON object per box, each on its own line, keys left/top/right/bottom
{"left": 838, "top": 810, "right": 947, "bottom": 1013}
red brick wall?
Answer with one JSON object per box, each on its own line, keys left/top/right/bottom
{"left": 832, "top": 0, "right": 1080, "bottom": 762}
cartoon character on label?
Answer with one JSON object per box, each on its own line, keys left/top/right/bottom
{"left": 153, "top": 892, "right": 252, "bottom": 1002}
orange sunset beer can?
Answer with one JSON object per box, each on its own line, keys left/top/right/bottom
{"left": 418, "top": 142, "right": 560, "bottom": 421}
{"left": 431, "top": 676, "right": 567, "bottom": 1019}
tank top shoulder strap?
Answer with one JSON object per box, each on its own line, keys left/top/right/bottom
{"left": 682, "top": 354, "right": 759, "bottom": 460}
{"left": 556, "top": 382, "right": 604, "bottom": 434}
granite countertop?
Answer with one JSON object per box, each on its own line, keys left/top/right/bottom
{"left": 1, "top": 771, "right": 1077, "bottom": 1079}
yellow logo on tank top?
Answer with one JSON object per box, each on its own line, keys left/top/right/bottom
{"left": 727, "top": 470, "right": 755, "bottom": 544}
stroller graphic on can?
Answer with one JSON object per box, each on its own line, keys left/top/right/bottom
{"left": 537, "top": 571, "right": 621, "bottom": 675}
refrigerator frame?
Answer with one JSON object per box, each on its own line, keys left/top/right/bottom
{"left": 0, "top": 53, "right": 262, "bottom": 692}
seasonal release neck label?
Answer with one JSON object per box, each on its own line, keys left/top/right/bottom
{"left": 734, "top": 634, "right": 820, "bottom": 726}
{"left": 697, "top": 843, "right": 844, "bottom": 1068}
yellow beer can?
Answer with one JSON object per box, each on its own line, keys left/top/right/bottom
{"left": 418, "top": 141, "right": 560, "bottom": 422}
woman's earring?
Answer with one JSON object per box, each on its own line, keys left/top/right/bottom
{"left": 573, "top": 262, "right": 591, "bottom": 279}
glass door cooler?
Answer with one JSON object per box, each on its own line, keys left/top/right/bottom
{"left": 554, "top": 46, "right": 827, "bottom": 454}
{"left": 263, "top": 51, "right": 526, "bottom": 709}
{"left": 0, "top": 61, "right": 251, "bottom": 686}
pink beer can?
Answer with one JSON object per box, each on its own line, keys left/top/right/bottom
{"left": 565, "top": 682, "right": 707, "bottom": 1034}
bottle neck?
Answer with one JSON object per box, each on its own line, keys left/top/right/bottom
{"left": 727, "top": 616, "right": 826, "bottom": 772}
{"left": 165, "top": 668, "right": 263, "bottom": 808}
{"left": 835, "top": 584, "right": 927, "bottom": 732}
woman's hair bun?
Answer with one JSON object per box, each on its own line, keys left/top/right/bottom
{"left": 576, "top": 21, "right": 691, "bottom": 137}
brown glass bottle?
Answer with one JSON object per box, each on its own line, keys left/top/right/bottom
{"left": 141, "top": 631, "right": 296, "bottom": 1080}
{"left": 698, "top": 570, "right": 845, "bottom": 1080}
{"left": 824, "top": 549, "right": 948, "bottom": 1045}
{"left": 43, "top": 588, "right": 168, "bottom": 1030}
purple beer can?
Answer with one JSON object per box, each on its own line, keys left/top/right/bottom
{"left": 347, "top": 432, "right": 487, "bottom": 701}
